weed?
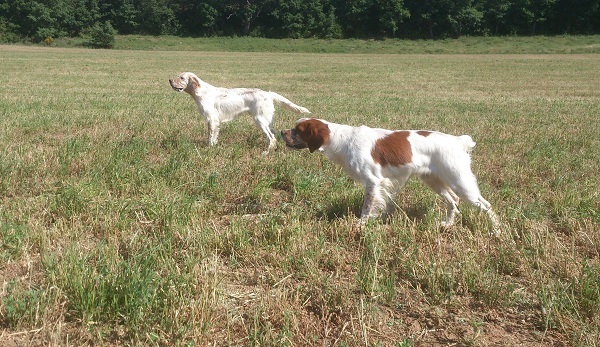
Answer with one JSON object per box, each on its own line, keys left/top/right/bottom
{"left": 574, "top": 260, "right": 600, "bottom": 320}
{"left": 2, "top": 281, "right": 42, "bottom": 327}
{"left": 0, "top": 219, "right": 27, "bottom": 261}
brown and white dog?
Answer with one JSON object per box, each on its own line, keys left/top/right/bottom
{"left": 281, "top": 118, "right": 500, "bottom": 233}
{"left": 169, "top": 72, "right": 310, "bottom": 153}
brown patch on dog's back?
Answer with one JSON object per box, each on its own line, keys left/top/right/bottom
{"left": 371, "top": 131, "right": 412, "bottom": 166}
{"left": 240, "top": 89, "right": 259, "bottom": 95}
{"left": 417, "top": 130, "right": 432, "bottom": 137}
{"left": 296, "top": 119, "right": 330, "bottom": 152}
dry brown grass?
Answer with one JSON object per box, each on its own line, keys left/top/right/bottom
{"left": 1, "top": 44, "right": 599, "bottom": 346}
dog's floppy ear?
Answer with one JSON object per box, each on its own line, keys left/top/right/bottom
{"left": 188, "top": 75, "right": 200, "bottom": 90}
{"left": 296, "top": 119, "right": 330, "bottom": 153}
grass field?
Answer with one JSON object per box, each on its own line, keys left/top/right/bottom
{"left": 1, "top": 41, "right": 599, "bottom": 346}
{"left": 50, "top": 34, "right": 600, "bottom": 54}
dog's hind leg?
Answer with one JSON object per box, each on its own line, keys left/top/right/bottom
{"left": 476, "top": 196, "right": 501, "bottom": 235}
{"left": 451, "top": 175, "right": 500, "bottom": 234}
{"left": 255, "top": 115, "right": 277, "bottom": 154}
{"left": 422, "top": 174, "right": 460, "bottom": 227}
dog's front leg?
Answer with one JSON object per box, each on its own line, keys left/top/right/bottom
{"left": 206, "top": 116, "right": 220, "bottom": 146}
{"left": 360, "top": 184, "right": 387, "bottom": 220}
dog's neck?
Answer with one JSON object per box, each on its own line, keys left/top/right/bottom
{"left": 189, "top": 79, "right": 212, "bottom": 97}
{"left": 319, "top": 122, "right": 355, "bottom": 162}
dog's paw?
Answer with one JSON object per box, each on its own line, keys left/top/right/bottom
{"left": 440, "top": 220, "right": 454, "bottom": 229}
{"left": 489, "top": 225, "right": 502, "bottom": 237}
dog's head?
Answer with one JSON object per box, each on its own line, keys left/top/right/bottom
{"left": 169, "top": 72, "right": 200, "bottom": 94}
{"left": 281, "top": 118, "right": 330, "bottom": 153}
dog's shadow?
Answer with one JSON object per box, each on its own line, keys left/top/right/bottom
{"left": 316, "top": 199, "right": 362, "bottom": 221}
{"left": 316, "top": 197, "right": 430, "bottom": 223}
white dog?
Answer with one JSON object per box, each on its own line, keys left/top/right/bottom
{"left": 281, "top": 118, "right": 500, "bottom": 233}
{"left": 169, "top": 72, "right": 310, "bottom": 153}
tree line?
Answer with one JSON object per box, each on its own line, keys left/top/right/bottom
{"left": 1, "top": 0, "right": 599, "bottom": 44}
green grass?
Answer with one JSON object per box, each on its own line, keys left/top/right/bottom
{"left": 45, "top": 34, "right": 600, "bottom": 54}
{"left": 1, "top": 41, "right": 599, "bottom": 346}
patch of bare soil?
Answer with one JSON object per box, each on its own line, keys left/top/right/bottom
{"left": 399, "top": 304, "right": 566, "bottom": 346}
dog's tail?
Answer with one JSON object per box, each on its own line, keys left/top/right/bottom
{"left": 270, "top": 92, "right": 311, "bottom": 114}
{"left": 458, "top": 135, "right": 476, "bottom": 154}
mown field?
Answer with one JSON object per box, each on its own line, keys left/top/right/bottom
{"left": 53, "top": 34, "right": 600, "bottom": 54}
{"left": 1, "top": 41, "right": 599, "bottom": 346}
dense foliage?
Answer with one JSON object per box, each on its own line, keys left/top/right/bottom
{"left": 1, "top": 0, "right": 599, "bottom": 43}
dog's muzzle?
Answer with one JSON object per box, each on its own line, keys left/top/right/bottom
{"left": 169, "top": 79, "right": 184, "bottom": 92}
{"left": 281, "top": 129, "right": 307, "bottom": 149}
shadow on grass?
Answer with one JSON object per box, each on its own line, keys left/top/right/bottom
{"left": 317, "top": 199, "right": 362, "bottom": 221}
{"left": 317, "top": 196, "right": 431, "bottom": 223}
